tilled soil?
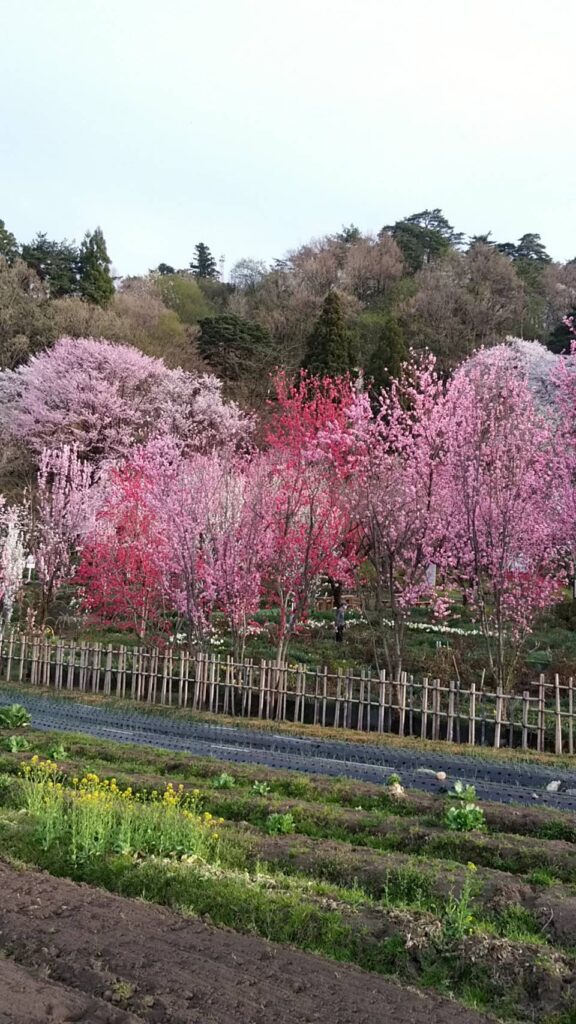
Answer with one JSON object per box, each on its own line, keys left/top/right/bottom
{"left": 0, "top": 958, "right": 140, "bottom": 1024}
{"left": 0, "top": 862, "right": 495, "bottom": 1024}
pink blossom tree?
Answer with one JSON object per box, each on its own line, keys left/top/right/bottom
{"left": 443, "top": 346, "right": 567, "bottom": 689}
{"left": 339, "top": 355, "right": 452, "bottom": 679}
{"left": 263, "top": 451, "right": 356, "bottom": 663}
{"left": 551, "top": 320, "right": 576, "bottom": 582}
{"left": 77, "top": 439, "right": 271, "bottom": 651}
{"left": 0, "top": 336, "right": 253, "bottom": 461}
{"left": 204, "top": 454, "right": 272, "bottom": 660}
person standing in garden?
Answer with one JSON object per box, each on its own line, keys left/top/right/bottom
{"left": 335, "top": 602, "right": 347, "bottom": 642}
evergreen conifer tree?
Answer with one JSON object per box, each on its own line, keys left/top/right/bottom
{"left": 366, "top": 314, "right": 407, "bottom": 392}
{"left": 302, "top": 290, "right": 353, "bottom": 376}
{"left": 548, "top": 307, "right": 576, "bottom": 354}
{"left": 0, "top": 219, "right": 19, "bottom": 264}
{"left": 190, "top": 242, "right": 218, "bottom": 279}
{"left": 78, "top": 227, "right": 114, "bottom": 305}
{"left": 198, "top": 312, "right": 270, "bottom": 379}
{"left": 21, "top": 233, "right": 79, "bottom": 297}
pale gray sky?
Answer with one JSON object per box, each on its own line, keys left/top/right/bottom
{"left": 2, "top": 0, "right": 574, "bottom": 276}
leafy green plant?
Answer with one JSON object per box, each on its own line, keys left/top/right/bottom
{"left": 3, "top": 735, "right": 31, "bottom": 752}
{"left": 265, "top": 812, "right": 296, "bottom": 835}
{"left": 387, "top": 773, "right": 401, "bottom": 787}
{"left": 212, "top": 772, "right": 236, "bottom": 789}
{"left": 0, "top": 704, "right": 31, "bottom": 728}
{"left": 47, "top": 743, "right": 69, "bottom": 760}
{"left": 449, "top": 780, "right": 477, "bottom": 802}
{"left": 252, "top": 780, "right": 271, "bottom": 796}
{"left": 445, "top": 803, "right": 486, "bottom": 832}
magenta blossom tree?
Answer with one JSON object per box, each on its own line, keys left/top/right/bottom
{"left": 0, "top": 336, "right": 253, "bottom": 461}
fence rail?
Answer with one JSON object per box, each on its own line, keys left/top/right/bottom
{"left": 0, "top": 632, "right": 574, "bottom": 755}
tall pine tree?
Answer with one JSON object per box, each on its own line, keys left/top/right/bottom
{"left": 190, "top": 242, "right": 218, "bottom": 279}
{"left": 302, "top": 289, "right": 353, "bottom": 376}
{"left": 78, "top": 227, "right": 114, "bottom": 306}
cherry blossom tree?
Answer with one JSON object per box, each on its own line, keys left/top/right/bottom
{"left": 34, "top": 445, "right": 93, "bottom": 621}
{"left": 77, "top": 439, "right": 272, "bottom": 650}
{"left": 551, "top": 320, "right": 576, "bottom": 576}
{"left": 339, "top": 355, "right": 451, "bottom": 679}
{"left": 0, "top": 501, "right": 26, "bottom": 626}
{"left": 0, "top": 336, "right": 253, "bottom": 461}
{"left": 204, "top": 455, "right": 272, "bottom": 660}
{"left": 443, "top": 346, "right": 567, "bottom": 689}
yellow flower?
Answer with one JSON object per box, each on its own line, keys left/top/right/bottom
{"left": 466, "top": 862, "right": 477, "bottom": 872}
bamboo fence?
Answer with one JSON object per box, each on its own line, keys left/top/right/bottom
{"left": 0, "top": 631, "right": 574, "bottom": 754}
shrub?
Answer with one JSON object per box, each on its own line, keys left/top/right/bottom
{"left": 252, "top": 780, "right": 271, "bottom": 796}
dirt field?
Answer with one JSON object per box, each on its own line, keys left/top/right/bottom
{"left": 0, "top": 862, "right": 496, "bottom": 1024}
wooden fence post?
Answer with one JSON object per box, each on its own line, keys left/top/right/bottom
{"left": 420, "top": 676, "right": 429, "bottom": 740}
{"left": 447, "top": 679, "right": 455, "bottom": 744}
{"left": 494, "top": 688, "right": 503, "bottom": 749}
{"left": 538, "top": 674, "right": 546, "bottom": 753}
{"left": 468, "top": 682, "right": 476, "bottom": 747}
{"left": 555, "top": 674, "right": 563, "bottom": 756}
{"left": 377, "top": 671, "right": 386, "bottom": 734}
{"left": 565, "top": 675, "right": 569, "bottom": 757}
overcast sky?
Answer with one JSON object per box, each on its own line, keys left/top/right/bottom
{"left": 2, "top": 0, "right": 574, "bottom": 277}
